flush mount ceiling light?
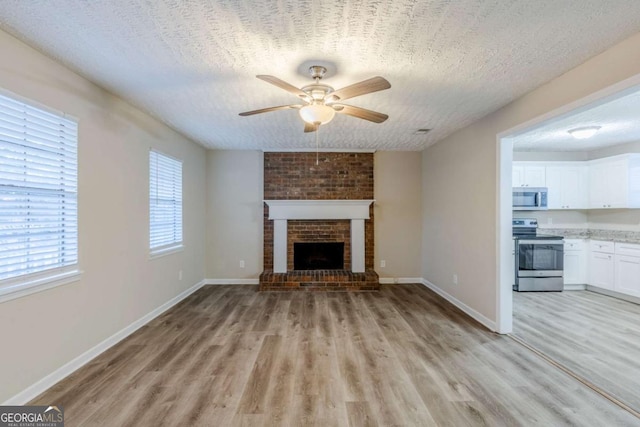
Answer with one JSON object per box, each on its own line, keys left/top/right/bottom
{"left": 568, "top": 126, "right": 601, "bottom": 139}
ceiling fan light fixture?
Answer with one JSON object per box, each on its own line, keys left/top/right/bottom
{"left": 299, "top": 103, "right": 335, "bottom": 125}
{"left": 568, "top": 126, "right": 601, "bottom": 139}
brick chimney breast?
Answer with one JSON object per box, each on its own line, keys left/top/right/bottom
{"left": 260, "top": 152, "right": 378, "bottom": 291}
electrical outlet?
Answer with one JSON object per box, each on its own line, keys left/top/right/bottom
{"left": 239, "top": 260, "right": 245, "bottom": 269}
{"left": 453, "top": 274, "right": 458, "bottom": 285}
{"left": 178, "top": 270, "right": 183, "bottom": 281}
{"left": 380, "top": 260, "right": 386, "bottom": 268}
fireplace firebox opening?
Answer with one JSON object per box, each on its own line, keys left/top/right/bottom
{"left": 294, "top": 242, "right": 344, "bottom": 270}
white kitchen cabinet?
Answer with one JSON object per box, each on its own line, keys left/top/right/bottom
{"left": 546, "top": 165, "right": 588, "bottom": 209}
{"left": 512, "top": 154, "right": 640, "bottom": 210}
{"left": 589, "top": 240, "right": 615, "bottom": 290}
{"left": 512, "top": 164, "right": 546, "bottom": 187}
{"left": 614, "top": 255, "right": 640, "bottom": 297}
{"left": 614, "top": 242, "right": 640, "bottom": 297}
{"left": 563, "top": 239, "right": 587, "bottom": 285}
{"left": 588, "top": 154, "right": 640, "bottom": 209}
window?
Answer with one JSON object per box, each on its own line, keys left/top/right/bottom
{"left": 0, "top": 91, "right": 79, "bottom": 294}
{"left": 149, "top": 150, "right": 182, "bottom": 256}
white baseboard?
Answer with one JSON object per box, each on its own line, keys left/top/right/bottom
{"left": 204, "top": 278, "right": 259, "bottom": 285}
{"left": 586, "top": 285, "right": 640, "bottom": 305}
{"left": 378, "top": 277, "right": 423, "bottom": 284}
{"left": 3, "top": 279, "right": 206, "bottom": 405}
{"left": 420, "top": 278, "right": 497, "bottom": 332}
{"left": 564, "top": 284, "right": 587, "bottom": 291}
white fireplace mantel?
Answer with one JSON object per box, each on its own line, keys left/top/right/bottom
{"left": 264, "top": 200, "right": 375, "bottom": 273}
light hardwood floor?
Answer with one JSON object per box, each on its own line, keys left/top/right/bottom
{"left": 513, "top": 289, "right": 640, "bottom": 416}
{"left": 32, "top": 285, "right": 640, "bottom": 426}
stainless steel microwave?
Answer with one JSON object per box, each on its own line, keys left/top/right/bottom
{"left": 513, "top": 187, "right": 548, "bottom": 210}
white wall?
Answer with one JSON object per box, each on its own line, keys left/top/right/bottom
{"left": 206, "top": 150, "right": 263, "bottom": 279}
{"left": 513, "top": 211, "right": 589, "bottom": 229}
{"left": 589, "top": 140, "right": 640, "bottom": 159}
{"left": 374, "top": 152, "right": 422, "bottom": 279}
{"left": 588, "top": 210, "right": 640, "bottom": 231}
{"left": 0, "top": 30, "right": 206, "bottom": 402}
{"left": 422, "top": 31, "right": 640, "bottom": 327}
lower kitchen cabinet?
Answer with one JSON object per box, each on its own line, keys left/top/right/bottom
{"left": 587, "top": 240, "right": 640, "bottom": 298}
{"left": 563, "top": 239, "right": 587, "bottom": 286}
{"left": 589, "top": 241, "right": 615, "bottom": 291}
{"left": 615, "top": 255, "right": 640, "bottom": 297}
{"left": 614, "top": 242, "right": 640, "bottom": 298}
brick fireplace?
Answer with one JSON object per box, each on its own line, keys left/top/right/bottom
{"left": 259, "top": 152, "right": 379, "bottom": 291}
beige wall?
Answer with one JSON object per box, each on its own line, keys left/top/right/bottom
{"left": 422, "top": 31, "right": 640, "bottom": 325}
{"left": 205, "top": 150, "right": 263, "bottom": 279}
{"left": 0, "top": 30, "right": 206, "bottom": 402}
{"left": 374, "top": 152, "right": 423, "bottom": 279}
{"left": 204, "top": 150, "right": 424, "bottom": 280}
{"left": 513, "top": 151, "right": 589, "bottom": 161}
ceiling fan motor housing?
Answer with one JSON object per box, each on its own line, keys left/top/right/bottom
{"left": 301, "top": 84, "right": 334, "bottom": 101}
{"left": 309, "top": 65, "right": 327, "bottom": 80}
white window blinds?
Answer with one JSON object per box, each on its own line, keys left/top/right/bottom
{"left": 149, "top": 150, "right": 182, "bottom": 254}
{"left": 0, "top": 92, "right": 78, "bottom": 282}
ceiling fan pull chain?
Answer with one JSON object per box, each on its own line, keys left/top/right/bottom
{"left": 315, "top": 123, "right": 320, "bottom": 165}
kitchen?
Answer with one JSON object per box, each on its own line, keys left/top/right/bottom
{"left": 509, "top": 87, "right": 640, "bottom": 414}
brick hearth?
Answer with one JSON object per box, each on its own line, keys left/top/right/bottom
{"left": 260, "top": 152, "right": 379, "bottom": 291}
{"left": 259, "top": 270, "right": 379, "bottom": 291}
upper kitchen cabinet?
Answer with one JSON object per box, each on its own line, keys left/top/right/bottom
{"left": 512, "top": 164, "right": 546, "bottom": 187}
{"left": 588, "top": 154, "right": 640, "bottom": 209}
{"left": 546, "top": 164, "right": 588, "bottom": 209}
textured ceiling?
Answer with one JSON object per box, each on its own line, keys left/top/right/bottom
{"left": 513, "top": 87, "right": 640, "bottom": 152}
{"left": 1, "top": 1, "right": 640, "bottom": 151}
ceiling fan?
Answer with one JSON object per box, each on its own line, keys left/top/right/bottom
{"left": 239, "top": 65, "right": 391, "bottom": 132}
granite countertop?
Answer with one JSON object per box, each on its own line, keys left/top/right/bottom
{"left": 537, "top": 228, "right": 640, "bottom": 244}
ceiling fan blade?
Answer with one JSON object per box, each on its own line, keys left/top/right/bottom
{"left": 304, "top": 122, "right": 318, "bottom": 133}
{"left": 256, "top": 75, "right": 311, "bottom": 101}
{"left": 239, "top": 104, "right": 302, "bottom": 116}
{"left": 333, "top": 104, "right": 388, "bottom": 123}
{"left": 326, "top": 76, "right": 390, "bottom": 103}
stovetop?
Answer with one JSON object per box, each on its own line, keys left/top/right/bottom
{"left": 513, "top": 233, "right": 564, "bottom": 240}
{"left": 513, "top": 219, "right": 563, "bottom": 240}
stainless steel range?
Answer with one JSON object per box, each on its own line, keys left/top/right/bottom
{"left": 513, "top": 218, "right": 564, "bottom": 292}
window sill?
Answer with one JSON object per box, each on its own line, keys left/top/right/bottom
{"left": 0, "top": 270, "right": 82, "bottom": 304}
{"left": 149, "top": 244, "right": 184, "bottom": 260}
